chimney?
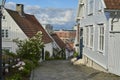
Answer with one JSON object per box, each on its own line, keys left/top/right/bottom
{"left": 16, "top": 4, "right": 24, "bottom": 16}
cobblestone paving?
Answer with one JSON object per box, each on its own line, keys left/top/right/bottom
{"left": 30, "top": 60, "right": 120, "bottom": 80}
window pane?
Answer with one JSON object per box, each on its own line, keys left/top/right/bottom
{"left": 88, "top": 0, "right": 94, "bottom": 14}
{"left": 2, "top": 30, "right": 4, "bottom": 37}
{"left": 86, "top": 27, "right": 89, "bottom": 45}
{"left": 99, "top": 24, "right": 104, "bottom": 51}
{"left": 6, "top": 30, "right": 8, "bottom": 37}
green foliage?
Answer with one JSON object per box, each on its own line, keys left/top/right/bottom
{"left": 73, "top": 51, "right": 79, "bottom": 57}
{"left": 2, "top": 49, "right": 17, "bottom": 59}
{"left": 21, "top": 68, "right": 30, "bottom": 77}
{"left": 6, "top": 73, "right": 22, "bottom": 80}
{"left": 13, "top": 31, "right": 44, "bottom": 63}
{"left": 53, "top": 48, "right": 66, "bottom": 60}
{"left": 45, "top": 51, "right": 50, "bottom": 60}
{"left": 24, "top": 59, "right": 35, "bottom": 70}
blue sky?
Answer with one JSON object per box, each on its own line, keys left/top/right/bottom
{"left": 6, "top": 0, "right": 78, "bottom": 8}
{"left": 5, "top": 0, "right": 78, "bottom": 30}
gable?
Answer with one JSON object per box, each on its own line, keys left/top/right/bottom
{"left": 51, "top": 33, "right": 66, "bottom": 49}
{"left": 6, "top": 9, "right": 53, "bottom": 44}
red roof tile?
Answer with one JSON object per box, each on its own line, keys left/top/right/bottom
{"left": 6, "top": 9, "right": 53, "bottom": 44}
{"left": 51, "top": 33, "right": 66, "bottom": 49}
{"left": 104, "top": 0, "right": 120, "bottom": 10}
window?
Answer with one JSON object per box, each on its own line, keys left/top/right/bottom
{"left": 2, "top": 30, "right": 4, "bottom": 37}
{"left": 98, "top": 1, "right": 102, "bottom": 12}
{"left": 88, "top": 0, "right": 94, "bottom": 15}
{"left": 86, "top": 27, "right": 89, "bottom": 46}
{"left": 98, "top": 24, "right": 104, "bottom": 51}
{"left": 6, "top": 30, "right": 8, "bottom": 37}
{"left": 2, "top": 16, "right": 5, "bottom": 19}
{"left": 2, "top": 29, "right": 9, "bottom": 38}
{"left": 90, "top": 26, "right": 94, "bottom": 47}
{"left": 78, "top": 2, "right": 85, "bottom": 18}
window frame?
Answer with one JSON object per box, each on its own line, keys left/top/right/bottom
{"left": 89, "top": 25, "right": 94, "bottom": 48}
{"left": 98, "top": 1, "right": 102, "bottom": 12}
{"left": 2, "top": 29, "right": 9, "bottom": 38}
{"left": 88, "top": 0, "right": 94, "bottom": 15}
{"left": 86, "top": 26, "right": 89, "bottom": 46}
{"left": 98, "top": 24, "right": 104, "bottom": 52}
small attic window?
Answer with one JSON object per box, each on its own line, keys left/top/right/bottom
{"left": 2, "top": 16, "right": 5, "bottom": 19}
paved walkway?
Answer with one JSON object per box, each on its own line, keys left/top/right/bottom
{"left": 30, "top": 60, "right": 120, "bottom": 80}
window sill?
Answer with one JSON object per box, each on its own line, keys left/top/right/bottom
{"left": 86, "top": 46, "right": 93, "bottom": 50}
{"left": 97, "top": 50, "right": 104, "bottom": 55}
{"left": 88, "top": 13, "right": 93, "bottom": 16}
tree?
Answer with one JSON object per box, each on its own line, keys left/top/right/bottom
{"left": 13, "top": 31, "right": 44, "bottom": 64}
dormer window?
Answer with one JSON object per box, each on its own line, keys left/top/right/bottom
{"left": 88, "top": 0, "right": 94, "bottom": 15}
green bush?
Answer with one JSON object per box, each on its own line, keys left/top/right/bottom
{"left": 73, "top": 51, "right": 79, "bottom": 57}
{"left": 24, "top": 59, "right": 35, "bottom": 70}
{"left": 53, "top": 48, "right": 66, "bottom": 60}
{"left": 2, "top": 49, "right": 17, "bottom": 58}
{"left": 13, "top": 31, "right": 44, "bottom": 64}
{"left": 6, "top": 73, "right": 22, "bottom": 80}
{"left": 45, "top": 51, "right": 50, "bottom": 60}
{"left": 21, "top": 68, "right": 30, "bottom": 77}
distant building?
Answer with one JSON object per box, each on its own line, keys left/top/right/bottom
{"left": 54, "top": 29, "right": 76, "bottom": 50}
{"left": 42, "top": 24, "right": 53, "bottom": 34}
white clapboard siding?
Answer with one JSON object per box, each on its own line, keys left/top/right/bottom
{"left": 108, "top": 32, "right": 120, "bottom": 76}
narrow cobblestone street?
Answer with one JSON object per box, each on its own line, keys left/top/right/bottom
{"left": 30, "top": 60, "right": 120, "bottom": 80}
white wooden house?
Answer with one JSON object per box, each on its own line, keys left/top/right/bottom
{"left": 76, "top": 0, "right": 120, "bottom": 75}
{"left": 2, "top": 4, "right": 53, "bottom": 60}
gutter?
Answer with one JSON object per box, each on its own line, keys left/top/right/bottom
{"left": 111, "top": 11, "right": 120, "bottom": 31}
{"left": 105, "top": 9, "right": 120, "bottom": 31}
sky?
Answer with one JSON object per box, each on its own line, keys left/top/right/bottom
{"left": 5, "top": 0, "right": 78, "bottom": 30}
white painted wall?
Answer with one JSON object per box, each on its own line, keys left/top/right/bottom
{"left": 44, "top": 42, "right": 53, "bottom": 57}
{"left": 77, "top": 0, "right": 120, "bottom": 76}
{"left": 108, "top": 32, "right": 120, "bottom": 76}
{"left": 2, "top": 8, "right": 28, "bottom": 53}
{"left": 78, "top": 0, "right": 109, "bottom": 69}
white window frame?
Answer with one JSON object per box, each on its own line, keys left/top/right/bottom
{"left": 98, "top": 1, "right": 102, "bottom": 12}
{"left": 86, "top": 26, "right": 89, "bottom": 46}
{"left": 77, "top": 2, "right": 85, "bottom": 19}
{"left": 88, "top": 0, "right": 94, "bottom": 15}
{"left": 90, "top": 25, "right": 94, "bottom": 48}
{"left": 2, "top": 29, "right": 9, "bottom": 38}
{"left": 98, "top": 24, "right": 104, "bottom": 52}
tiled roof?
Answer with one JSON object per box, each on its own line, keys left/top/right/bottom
{"left": 104, "top": 0, "right": 120, "bottom": 10}
{"left": 6, "top": 9, "right": 53, "bottom": 44}
{"left": 51, "top": 33, "right": 66, "bottom": 49}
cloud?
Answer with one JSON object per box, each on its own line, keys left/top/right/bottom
{"left": 5, "top": 2, "right": 16, "bottom": 10}
{"left": 5, "top": 2, "right": 76, "bottom": 29}
{"left": 25, "top": 5, "right": 75, "bottom": 25}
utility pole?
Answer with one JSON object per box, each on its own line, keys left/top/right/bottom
{"left": 0, "top": 0, "right": 6, "bottom": 80}
{"left": 0, "top": 5, "right": 3, "bottom": 80}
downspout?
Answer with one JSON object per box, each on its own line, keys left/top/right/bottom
{"left": 111, "top": 11, "right": 119, "bottom": 31}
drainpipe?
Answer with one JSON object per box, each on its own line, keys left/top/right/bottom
{"left": 111, "top": 11, "right": 119, "bottom": 31}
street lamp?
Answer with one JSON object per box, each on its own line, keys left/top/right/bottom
{"left": 0, "top": 0, "right": 6, "bottom": 80}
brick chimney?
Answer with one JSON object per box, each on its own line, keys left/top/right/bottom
{"left": 16, "top": 4, "right": 24, "bottom": 16}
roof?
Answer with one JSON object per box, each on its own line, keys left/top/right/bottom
{"left": 51, "top": 33, "right": 66, "bottom": 49}
{"left": 104, "top": 0, "right": 120, "bottom": 10}
{"left": 6, "top": 9, "right": 53, "bottom": 44}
